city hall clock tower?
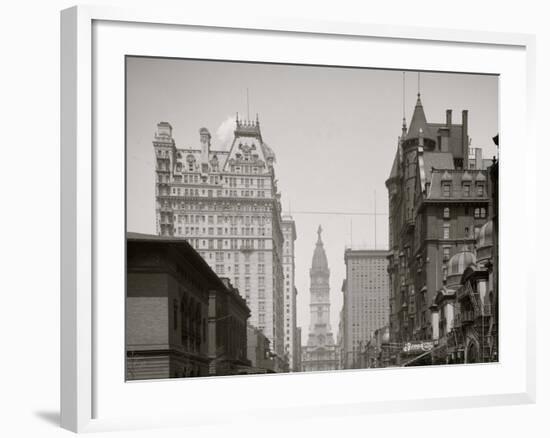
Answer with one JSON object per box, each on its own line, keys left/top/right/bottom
{"left": 302, "top": 226, "right": 338, "bottom": 371}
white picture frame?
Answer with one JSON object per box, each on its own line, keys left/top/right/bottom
{"left": 60, "top": 5, "right": 536, "bottom": 433}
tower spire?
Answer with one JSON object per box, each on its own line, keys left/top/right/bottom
{"left": 317, "top": 225, "right": 323, "bottom": 243}
{"left": 402, "top": 72, "right": 407, "bottom": 136}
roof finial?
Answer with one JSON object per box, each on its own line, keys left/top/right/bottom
{"left": 317, "top": 225, "right": 323, "bottom": 243}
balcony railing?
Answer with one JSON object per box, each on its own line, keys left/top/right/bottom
{"left": 455, "top": 310, "right": 475, "bottom": 326}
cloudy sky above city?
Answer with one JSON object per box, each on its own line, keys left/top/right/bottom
{"left": 126, "top": 57, "right": 498, "bottom": 343}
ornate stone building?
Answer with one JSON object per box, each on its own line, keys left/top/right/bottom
{"left": 153, "top": 116, "right": 286, "bottom": 363}
{"left": 385, "top": 93, "right": 492, "bottom": 357}
{"left": 302, "top": 226, "right": 338, "bottom": 372}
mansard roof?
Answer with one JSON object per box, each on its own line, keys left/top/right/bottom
{"left": 416, "top": 151, "right": 453, "bottom": 194}
{"left": 224, "top": 117, "right": 275, "bottom": 171}
{"left": 427, "top": 123, "right": 465, "bottom": 158}
{"left": 173, "top": 148, "right": 230, "bottom": 172}
{"left": 426, "top": 168, "right": 488, "bottom": 200}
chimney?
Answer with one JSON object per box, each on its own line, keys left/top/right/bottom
{"left": 199, "top": 127, "right": 211, "bottom": 167}
{"left": 462, "top": 110, "right": 469, "bottom": 163}
{"left": 156, "top": 122, "right": 173, "bottom": 138}
{"left": 446, "top": 109, "right": 452, "bottom": 127}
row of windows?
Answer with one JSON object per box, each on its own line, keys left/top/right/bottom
{"left": 179, "top": 237, "right": 270, "bottom": 250}
{"left": 229, "top": 165, "right": 266, "bottom": 174}
{"left": 159, "top": 200, "right": 274, "bottom": 213}
{"left": 168, "top": 186, "right": 267, "bottom": 198}
{"left": 441, "top": 182, "right": 484, "bottom": 198}
{"left": 176, "top": 225, "right": 269, "bottom": 237}
{"left": 171, "top": 214, "right": 271, "bottom": 226}
{"left": 442, "top": 206, "right": 487, "bottom": 219}
{"left": 158, "top": 154, "right": 268, "bottom": 176}
{"left": 198, "top": 251, "right": 267, "bottom": 263}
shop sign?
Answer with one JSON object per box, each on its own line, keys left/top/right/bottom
{"left": 402, "top": 341, "right": 435, "bottom": 354}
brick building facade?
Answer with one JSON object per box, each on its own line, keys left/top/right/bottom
{"left": 126, "top": 232, "right": 250, "bottom": 380}
{"left": 386, "top": 93, "right": 492, "bottom": 356}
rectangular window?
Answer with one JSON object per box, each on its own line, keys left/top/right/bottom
{"left": 443, "top": 184, "right": 451, "bottom": 197}
{"left": 463, "top": 184, "right": 470, "bottom": 197}
{"left": 443, "top": 223, "right": 450, "bottom": 240}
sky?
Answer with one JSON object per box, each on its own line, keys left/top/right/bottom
{"left": 126, "top": 57, "right": 498, "bottom": 345}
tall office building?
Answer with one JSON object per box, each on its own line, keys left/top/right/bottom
{"left": 281, "top": 216, "right": 298, "bottom": 371}
{"left": 302, "top": 226, "right": 338, "bottom": 372}
{"left": 153, "top": 116, "right": 286, "bottom": 361}
{"left": 342, "top": 249, "right": 390, "bottom": 369}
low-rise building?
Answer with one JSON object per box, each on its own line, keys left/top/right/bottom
{"left": 246, "top": 325, "right": 276, "bottom": 373}
{"left": 208, "top": 278, "right": 251, "bottom": 376}
{"left": 126, "top": 232, "right": 251, "bottom": 380}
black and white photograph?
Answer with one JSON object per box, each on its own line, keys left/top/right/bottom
{"left": 125, "top": 56, "right": 499, "bottom": 380}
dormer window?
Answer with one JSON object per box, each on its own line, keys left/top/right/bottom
{"left": 476, "top": 183, "right": 484, "bottom": 196}
{"left": 442, "top": 184, "right": 451, "bottom": 197}
{"left": 462, "top": 183, "right": 470, "bottom": 197}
